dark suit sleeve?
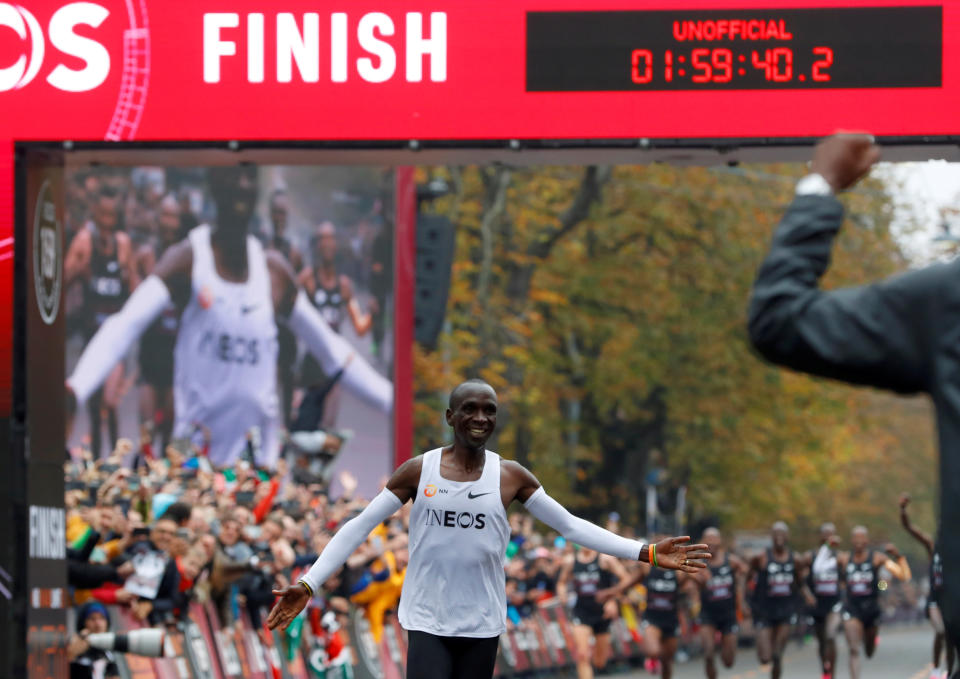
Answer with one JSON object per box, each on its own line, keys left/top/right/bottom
{"left": 748, "top": 194, "right": 945, "bottom": 393}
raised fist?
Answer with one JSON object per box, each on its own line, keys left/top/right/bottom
{"left": 810, "top": 133, "right": 881, "bottom": 192}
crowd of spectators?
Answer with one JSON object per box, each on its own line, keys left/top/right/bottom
{"left": 64, "top": 434, "right": 397, "bottom": 678}
{"left": 63, "top": 434, "right": 930, "bottom": 678}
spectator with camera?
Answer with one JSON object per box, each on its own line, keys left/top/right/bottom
{"left": 68, "top": 602, "right": 121, "bottom": 679}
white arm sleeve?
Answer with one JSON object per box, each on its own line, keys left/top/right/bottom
{"left": 287, "top": 291, "right": 393, "bottom": 414}
{"left": 524, "top": 487, "right": 644, "bottom": 560}
{"left": 300, "top": 488, "right": 404, "bottom": 594}
{"left": 67, "top": 275, "right": 171, "bottom": 404}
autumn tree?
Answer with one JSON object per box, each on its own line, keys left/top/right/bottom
{"left": 413, "top": 162, "right": 937, "bottom": 553}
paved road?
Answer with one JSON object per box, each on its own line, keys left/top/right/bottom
{"left": 624, "top": 624, "right": 936, "bottom": 679}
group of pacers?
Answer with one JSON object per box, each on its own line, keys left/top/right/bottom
{"left": 560, "top": 500, "right": 944, "bottom": 679}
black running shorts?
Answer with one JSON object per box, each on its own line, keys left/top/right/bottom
{"left": 644, "top": 611, "right": 680, "bottom": 639}
{"left": 572, "top": 608, "right": 612, "bottom": 635}
{"left": 843, "top": 598, "right": 881, "bottom": 629}
{"left": 701, "top": 604, "right": 739, "bottom": 635}
{"left": 406, "top": 630, "right": 500, "bottom": 679}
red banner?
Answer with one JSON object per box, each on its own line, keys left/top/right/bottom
{"left": 1, "top": 0, "right": 958, "bottom": 143}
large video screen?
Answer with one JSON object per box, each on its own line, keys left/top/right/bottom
{"left": 63, "top": 164, "right": 395, "bottom": 495}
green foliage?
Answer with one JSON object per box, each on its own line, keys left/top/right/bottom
{"left": 412, "top": 163, "right": 937, "bottom": 554}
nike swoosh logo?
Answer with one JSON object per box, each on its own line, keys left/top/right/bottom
{"left": 241, "top": 304, "right": 258, "bottom": 314}
{"left": 467, "top": 491, "right": 492, "bottom": 499}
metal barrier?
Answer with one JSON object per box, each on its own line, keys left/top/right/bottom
{"left": 94, "top": 597, "right": 657, "bottom": 679}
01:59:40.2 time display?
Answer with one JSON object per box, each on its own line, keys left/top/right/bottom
{"left": 630, "top": 46, "right": 834, "bottom": 85}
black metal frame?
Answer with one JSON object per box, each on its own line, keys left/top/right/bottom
{"left": 5, "top": 132, "right": 959, "bottom": 679}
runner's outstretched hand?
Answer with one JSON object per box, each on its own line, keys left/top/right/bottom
{"left": 653, "top": 536, "right": 711, "bottom": 573}
{"left": 266, "top": 583, "right": 310, "bottom": 631}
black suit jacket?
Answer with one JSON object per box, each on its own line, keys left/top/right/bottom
{"left": 749, "top": 193, "right": 960, "bottom": 646}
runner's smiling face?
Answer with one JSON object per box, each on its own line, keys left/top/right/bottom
{"left": 446, "top": 383, "right": 498, "bottom": 451}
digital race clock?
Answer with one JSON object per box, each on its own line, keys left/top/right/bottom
{"left": 527, "top": 7, "right": 942, "bottom": 91}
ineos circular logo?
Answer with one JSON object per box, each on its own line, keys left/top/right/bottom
{"left": 33, "top": 179, "right": 62, "bottom": 325}
{"left": 0, "top": 2, "right": 111, "bottom": 92}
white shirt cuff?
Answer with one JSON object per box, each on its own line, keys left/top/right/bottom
{"left": 796, "top": 173, "right": 834, "bottom": 197}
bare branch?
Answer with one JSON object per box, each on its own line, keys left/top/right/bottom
{"left": 530, "top": 166, "right": 612, "bottom": 258}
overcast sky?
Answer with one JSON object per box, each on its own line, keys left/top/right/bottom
{"left": 876, "top": 161, "right": 960, "bottom": 264}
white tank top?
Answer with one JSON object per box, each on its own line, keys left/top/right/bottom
{"left": 398, "top": 448, "right": 510, "bottom": 638}
{"left": 172, "top": 225, "right": 279, "bottom": 467}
